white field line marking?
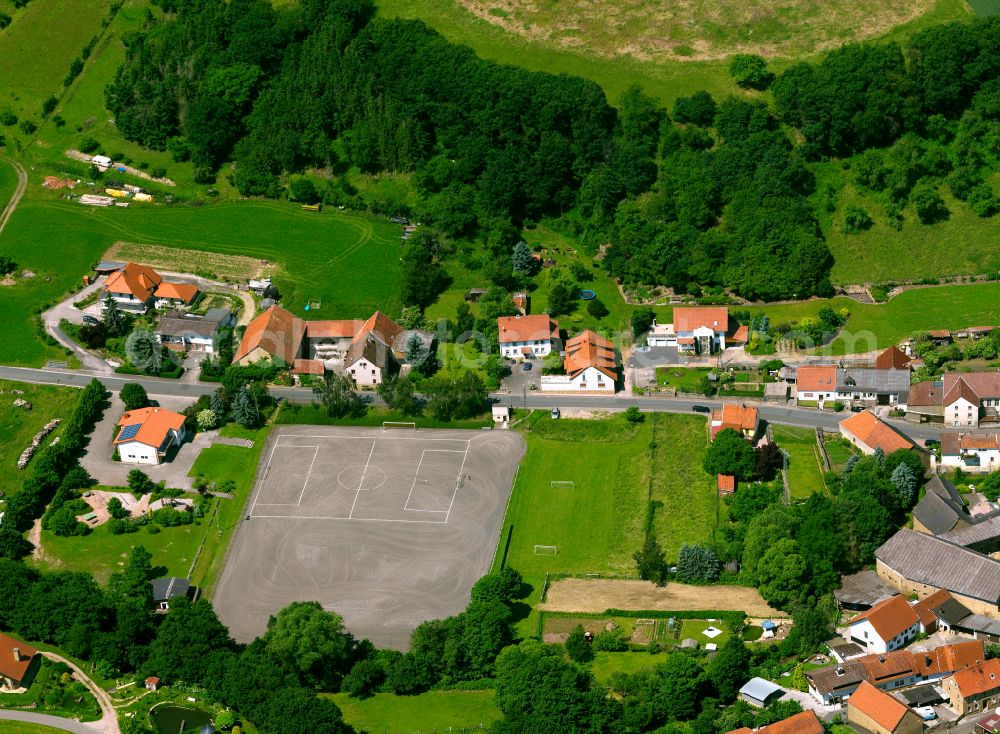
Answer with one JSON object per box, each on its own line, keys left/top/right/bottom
{"left": 404, "top": 449, "right": 469, "bottom": 511}
{"left": 248, "top": 439, "right": 283, "bottom": 517}
{"left": 444, "top": 447, "right": 472, "bottom": 524}
{"left": 249, "top": 514, "right": 448, "bottom": 525}
{"left": 348, "top": 439, "right": 377, "bottom": 519}
{"left": 276, "top": 434, "right": 470, "bottom": 443}
{"left": 296, "top": 446, "right": 320, "bottom": 506}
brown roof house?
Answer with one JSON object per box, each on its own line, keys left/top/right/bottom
{"left": 844, "top": 595, "right": 920, "bottom": 653}
{"left": 540, "top": 330, "right": 617, "bottom": 394}
{"left": 711, "top": 404, "right": 760, "bottom": 441}
{"left": 848, "top": 681, "right": 924, "bottom": 734}
{"left": 839, "top": 411, "right": 917, "bottom": 456}
{"left": 911, "top": 475, "right": 972, "bottom": 536}
{"left": 941, "top": 432, "right": 1000, "bottom": 474}
{"left": 0, "top": 634, "right": 40, "bottom": 691}
{"left": 908, "top": 373, "right": 1000, "bottom": 427}
{"left": 943, "top": 658, "right": 1000, "bottom": 715}
{"left": 726, "top": 711, "right": 823, "bottom": 734}
{"left": 498, "top": 315, "right": 560, "bottom": 360}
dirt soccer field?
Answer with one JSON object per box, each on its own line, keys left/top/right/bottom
{"left": 213, "top": 426, "right": 525, "bottom": 649}
{"left": 540, "top": 579, "right": 783, "bottom": 617}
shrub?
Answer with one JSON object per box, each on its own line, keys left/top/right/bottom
{"left": 586, "top": 298, "right": 609, "bottom": 319}
{"left": 841, "top": 206, "right": 873, "bottom": 234}
{"left": 729, "top": 54, "right": 773, "bottom": 90}
{"left": 0, "top": 110, "right": 16, "bottom": 126}
{"left": 79, "top": 137, "right": 100, "bottom": 154}
{"left": 119, "top": 382, "right": 148, "bottom": 410}
{"left": 912, "top": 183, "right": 949, "bottom": 224}
{"left": 42, "top": 96, "right": 57, "bottom": 116}
{"left": 565, "top": 625, "right": 594, "bottom": 663}
{"left": 19, "top": 119, "right": 37, "bottom": 135}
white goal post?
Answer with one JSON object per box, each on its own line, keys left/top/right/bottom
{"left": 382, "top": 421, "right": 417, "bottom": 430}
{"left": 534, "top": 545, "right": 559, "bottom": 556}
{"left": 550, "top": 481, "right": 575, "bottom": 489}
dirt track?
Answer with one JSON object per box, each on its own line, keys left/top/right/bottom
{"left": 540, "top": 579, "right": 784, "bottom": 617}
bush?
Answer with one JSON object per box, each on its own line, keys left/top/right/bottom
{"left": 151, "top": 166, "right": 167, "bottom": 179}
{"left": 0, "top": 13, "right": 10, "bottom": 30}
{"left": 107, "top": 517, "right": 137, "bottom": 535}
{"left": 566, "top": 625, "right": 594, "bottom": 663}
{"left": 0, "top": 110, "right": 16, "bottom": 126}
{"left": 19, "top": 119, "right": 37, "bottom": 135}
{"left": 672, "top": 91, "right": 717, "bottom": 126}
{"left": 833, "top": 401, "right": 845, "bottom": 412}
{"left": 729, "top": 54, "right": 773, "bottom": 90}
{"left": 841, "top": 206, "right": 873, "bottom": 234}
{"left": 912, "top": 183, "right": 949, "bottom": 224}
{"left": 624, "top": 406, "right": 645, "bottom": 424}
{"left": 79, "top": 137, "right": 100, "bottom": 154}
{"left": 119, "top": 383, "right": 148, "bottom": 410}
{"left": 586, "top": 298, "right": 609, "bottom": 319}
{"left": 42, "top": 96, "right": 57, "bottom": 116}
{"left": 193, "top": 165, "right": 216, "bottom": 184}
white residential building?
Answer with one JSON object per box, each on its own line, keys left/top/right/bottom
{"left": 844, "top": 595, "right": 920, "bottom": 654}
{"left": 114, "top": 407, "right": 187, "bottom": 465}
{"left": 941, "top": 432, "right": 1000, "bottom": 473}
{"left": 498, "top": 315, "right": 560, "bottom": 359}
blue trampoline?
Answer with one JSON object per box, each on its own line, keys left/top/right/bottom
{"left": 578, "top": 289, "right": 596, "bottom": 300}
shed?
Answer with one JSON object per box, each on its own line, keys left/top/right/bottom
{"left": 492, "top": 406, "right": 511, "bottom": 426}
{"left": 739, "top": 677, "right": 785, "bottom": 707}
{"left": 145, "top": 676, "right": 160, "bottom": 692}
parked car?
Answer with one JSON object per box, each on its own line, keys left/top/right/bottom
{"left": 522, "top": 362, "right": 532, "bottom": 371}
{"left": 82, "top": 315, "right": 99, "bottom": 325}
{"left": 850, "top": 405, "right": 865, "bottom": 412}
{"left": 691, "top": 405, "right": 711, "bottom": 413}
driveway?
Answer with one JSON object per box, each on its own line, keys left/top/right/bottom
{"left": 500, "top": 359, "right": 540, "bottom": 400}
{"left": 779, "top": 688, "right": 845, "bottom": 721}
{"left": 629, "top": 346, "right": 681, "bottom": 368}
{"left": 79, "top": 391, "right": 207, "bottom": 490}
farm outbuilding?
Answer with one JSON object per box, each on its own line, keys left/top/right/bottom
{"left": 739, "top": 677, "right": 785, "bottom": 707}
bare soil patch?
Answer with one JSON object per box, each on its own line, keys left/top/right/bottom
{"left": 105, "top": 241, "right": 276, "bottom": 282}
{"left": 541, "top": 578, "right": 784, "bottom": 616}
{"left": 460, "top": 0, "right": 935, "bottom": 61}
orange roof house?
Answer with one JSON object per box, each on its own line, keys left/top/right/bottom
{"left": 105, "top": 262, "right": 162, "bottom": 303}
{"left": 672, "top": 306, "right": 729, "bottom": 333}
{"left": 944, "top": 658, "right": 1000, "bottom": 714}
{"left": 717, "top": 474, "right": 736, "bottom": 495}
{"left": 233, "top": 305, "right": 308, "bottom": 365}
{"left": 847, "top": 681, "right": 922, "bottom": 734}
{"left": 845, "top": 595, "right": 920, "bottom": 651}
{"left": 875, "top": 346, "right": 913, "bottom": 371}
{"left": 795, "top": 365, "right": 838, "bottom": 394}
{"left": 0, "top": 634, "right": 39, "bottom": 690}
{"left": 563, "top": 330, "right": 616, "bottom": 381}
{"left": 711, "top": 404, "right": 759, "bottom": 440}
{"left": 154, "top": 281, "right": 200, "bottom": 304}
{"left": 840, "top": 411, "right": 916, "bottom": 455}
{"left": 497, "top": 314, "right": 560, "bottom": 344}
{"left": 726, "top": 711, "right": 824, "bottom": 734}
{"left": 114, "top": 407, "right": 186, "bottom": 465}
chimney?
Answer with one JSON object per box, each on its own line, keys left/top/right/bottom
{"left": 837, "top": 666, "right": 845, "bottom": 676}
{"left": 879, "top": 655, "right": 885, "bottom": 663}
{"left": 12, "top": 647, "right": 20, "bottom": 662}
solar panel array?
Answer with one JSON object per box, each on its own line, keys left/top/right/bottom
{"left": 118, "top": 423, "right": 141, "bottom": 440}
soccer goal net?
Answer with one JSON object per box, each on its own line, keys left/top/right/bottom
{"left": 534, "top": 545, "right": 559, "bottom": 556}
{"left": 550, "top": 481, "right": 575, "bottom": 489}
{"left": 382, "top": 421, "right": 417, "bottom": 430}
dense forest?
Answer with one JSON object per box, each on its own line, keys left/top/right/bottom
{"left": 106, "top": 1, "right": 1000, "bottom": 301}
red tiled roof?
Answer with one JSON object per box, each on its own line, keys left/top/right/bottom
{"left": 915, "top": 639, "right": 984, "bottom": 677}
{"left": 760, "top": 711, "right": 824, "bottom": 734}
{"left": 497, "top": 315, "right": 559, "bottom": 344}
{"left": 942, "top": 432, "right": 1000, "bottom": 456}
{"left": 719, "top": 404, "right": 758, "bottom": 431}
{"left": 977, "top": 712, "right": 1000, "bottom": 733}
{"left": 840, "top": 411, "right": 915, "bottom": 453}
{"left": 154, "top": 282, "right": 199, "bottom": 303}
{"left": 233, "top": 305, "right": 306, "bottom": 364}
{"left": 672, "top": 306, "right": 729, "bottom": 333}
{"left": 0, "top": 634, "right": 37, "bottom": 685}
{"left": 944, "top": 373, "right": 1000, "bottom": 406}
{"left": 105, "top": 262, "right": 162, "bottom": 301}
{"left": 796, "top": 365, "right": 838, "bottom": 393}
{"left": 908, "top": 380, "right": 944, "bottom": 408}
{"left": 848, "top": 681, "right": 911, "bottom": 732}
{"left": 912, "top": 589, "right": 953, "bottom": 627}
{"left": 564, "top": 330, "right": 616, "bottom": 380}
{"left": 847, "top": 595, "right": 918, "bottom": 642}
{"left": 718, "top": 474, "right": 736, "bottom": 493}
{"left": 304, "top": 320, "right": 364, "bottom": 339}
{"left": 114, "top": 407, "right": 185, "bottom": 448}
{"left": 292, "top": 359, "right": 325, "bottom": 375}
{"left": 875, "top": 346, "right": 912, "bottom": 371}
{"left": 950, "top": 658, "right": 1000, "bottom": 697}
{"left": 730, "top": 324, "right": 749, "bottom": 343}
{"left": 355, "top": 311, "right": 403, "bottom": 348}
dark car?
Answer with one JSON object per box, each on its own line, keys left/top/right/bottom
{"left": 850, "top": 405, "right": 865, "bottom": 412}
{"left": 691, "top": 405, "right": 711, "bottom": 413}
{"left": 924, "top": 438, "right": 941, "bottom": 447}
{"left": 522, "top": 362, "right": 532, "bottom": 371}
{"left": 82, "top": 315, "right": 99, "bottom": 325}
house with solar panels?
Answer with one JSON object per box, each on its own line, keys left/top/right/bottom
{"left": 114, "top": 407, "right": 187, "bottom": 465}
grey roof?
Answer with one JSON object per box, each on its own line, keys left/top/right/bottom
{"left": 834, "top": 570, "right": 898, "bottom": 609}
{"left": 897, "top": 685, "right": 946, "bottom": 706}
{"left": 156, "top": 309, "right": 230, "bottom": 339}
{"left": 933, "top": 597, "right": 973, "bottom": 625}
{"left": 912, "top": 476, "right": 971, "bottom": 535}
{"left": 954, "top": 613, "right": 1000, "bottom": 637}
{"left": 876, "top": 528, "right": 1000, "bottom": 604}
{"left": 941, "top": 514, "right": 1000, "bottom": 548}
{"left": 95, "top": 260, "right": 125, "bottom": 272}
{"left": 739, "top": 677, "right": 784, "bottom": 702}
{"left": 202, "top": 307, "right": 232, "bottom": 323}
{"left": 806, "top": 659, "right": 867, "bottom": 696}
{"left": 392, "top": 329, "right": 434, "bottom": 356}
{"left": 826, "top": 638, "right": 866, "bottom": 660}
{"left": 151, "top": 577, "right": 190, "bottom": 602}
{"left": 837, "top": 368, "right": 911, "bottom": 396}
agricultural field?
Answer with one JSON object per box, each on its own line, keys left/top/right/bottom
{"left": 0, "top": 380, "right": 80, "bottom": 499}
{"left": 771, "top": 424, "right": 828, "bottom": 498}
{"left": 328, "top": 691, "right": 502, "bottom": 734}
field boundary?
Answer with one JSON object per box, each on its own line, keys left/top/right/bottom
{"left": 105, "top": 241, "right": 275, "bottom": 282}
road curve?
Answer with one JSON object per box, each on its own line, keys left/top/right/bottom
{"left": 0, "top": 157, "right": 27, "bottom": 238}
{"left": 40, "top": 652, "right": 119, "bottom": 734}
{"left": 0, "top": 710, "right": 101, "bottom": 734}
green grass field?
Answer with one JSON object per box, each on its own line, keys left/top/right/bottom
{"left": 655, "top": 367, "right": 713, "bottom": 392}
{"left": 771, "top": 424, "right": 827, "bottom": 498}
{"left": 824, "top": 436, "right": 857, "bottom": 471}
{"left": 0, "top": 379, "right": 80, "bottom": 499}
{"left": 0, "top": 723, "right": 69, "bottom": 734}
{"left": 649, "top": 413, "right": 721, "bottom": 561}
{"left": 590, "top": 651, "right": 672, "bottom": 681}
{"left": 327, "top": 690, "right": 502, "bottom": 734}
{"left": 679, "top": 619, "right": 732, "bottom": 646}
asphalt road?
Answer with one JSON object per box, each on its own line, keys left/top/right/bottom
{"left": 0, "top": 710, "right": 102, "bottom": 734}
{"left": 0, "top": 365, "right": 945, "bottom": 440}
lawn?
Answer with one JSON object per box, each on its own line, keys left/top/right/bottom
{"left": 327, "top": 690, "right": 502, "bottom": 734}
{"left": 0, "top": 724, "right": 70, "bottom": 734}
{"left": 0, "top": 379, "right": 80, "bottom": 499}
{"left": 649, "top": 413, "right": 721, "bottom": 562}
{"left": 656, "top": 367, "right": 714, "bottom": 393}
{"left": 0, "top": 658, "right": 101, "bottom": 722}
{"left": 679, "top": 619, "right": 733, "bottom": 646}
{"left": 771, "top": 424, "right": 827, "bottom": 498}
{"left": 0, "top": 195, "right": 402, "bottom": 366}
{"left": 590, "top": 651, "right": 672, "bottom": 681}
{"left": 497, "top": 412, "right": 652, "bottom": 576}
{"left": 824, "top": 436, "right": 858, "bottom": 472}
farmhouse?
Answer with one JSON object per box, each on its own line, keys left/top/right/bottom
{"left": 646, "top": 306, "right": 746, "bottom": 355}
{"left": 153, "top": 281, "right": 200, "bottom": 309}
{"left": 540, "top": 330, "right": 617, "bottom": 393}
{"left": 844, "top": 594, "right": 919, "bottom": 653}
{"left": 103, "top": 261, "right": 163, "bottom": 312}
{"left": 497, "top": 314, "right": 560, "bottom": 359}
{"left": 908, "top": 374, "right": 1000, "bottom": 427}
{"left": 805, "top": 640, "right": 984, "bottom": 704}
{"left": 839, "top": 411, "right": 916, "bottom": 455}
{"left": 875, "top": 346, "right": 915, "bottom": 371}
{"left": 835, "top": 570, "right": 898, "bottom": 611}
{"left": 0, "top": 634, "right": 40, "bottom": 691}
{"left": 847, "top": 681, "right": 924, "bottom": 734}
{"left": 941, "top": 515, "right": 1000, "bottom": 555}
{"left": 941, "top": 433, "right": 1000, "bottom": 473}
{"left": 233, "top": 305, "right": 417, "bottom": 386}
{"left": 155, "top": 307, "right": 233, "bottom": 354}
{"left": 114, "top": 407, "right": 187, "bottom": 466}
{"left": 152, "top": 577, "right": 191, "bottom": 611}
{"left": 794, "top": 365, "right": 838, "bottom": 403}
{"left": 726, "top": 710, "right": 823, "bottom": 734}
{"left": 711, "top": 404, "right": 760, "bottom": 441}
{"left": 912, "top": 475, "right": 973, "bottom": 535}
{"left": 794, "top": 365, "right": 910, "bottom": 407}
{"left": 876, "top": 529, "right": 1000, "bottom": 618}
{"left": 942, "top": 658, "right": 1000, "bottom": 715}
{"left": 912, "top": 589, "right": 1000, "bottom": 643}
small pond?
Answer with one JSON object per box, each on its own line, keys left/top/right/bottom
{"left": 151, "top": 705, "right": 216, "bottom": 734}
